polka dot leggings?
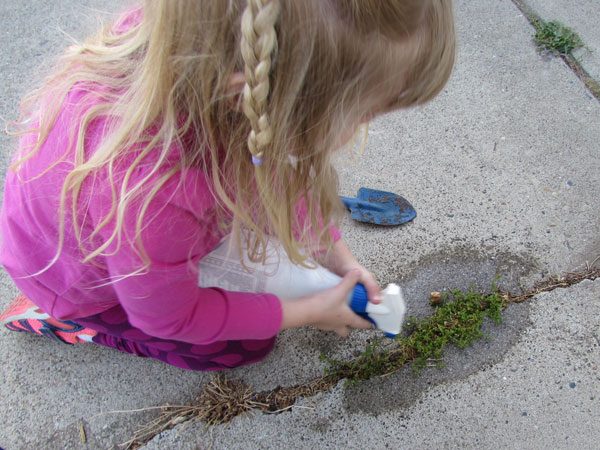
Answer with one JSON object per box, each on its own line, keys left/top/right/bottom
{"left": 76, "top": 305, "right": 276, "bottom": 371}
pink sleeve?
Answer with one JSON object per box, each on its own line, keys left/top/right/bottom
{"left": 91, "top": 172, "right": 282, "bottom": 345}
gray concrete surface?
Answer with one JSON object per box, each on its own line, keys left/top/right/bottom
{"left": 1, "top": 0, "right": 599, "bottom": 449}
{"left": 523, "top": 0, "right": 600, "bottom": 82}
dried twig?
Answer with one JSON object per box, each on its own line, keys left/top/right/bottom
{"left": 79, "top": 421, "right": 87, "bottom": 445}
{"left": 587, "top": 255, "right": 600, "bottom": 271}
{"left": 504, "top": 267, "right": 600, "bottom": 304}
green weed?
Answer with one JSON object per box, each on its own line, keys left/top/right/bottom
{"left": 408, "top": 289, "right": 503, "bottom": 370}
{"left": 533, "top": 20, "right": 583, "bottom": 55}
{"left": 321, "top": 288, "right": 506, "bottom": 384}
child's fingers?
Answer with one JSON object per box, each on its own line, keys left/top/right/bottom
{"left": 334, "top": 326, "right": 350, "bottom": 338}
{"left": 359, "top": 270, "right": 382, "bottom": 304}
{"left": 335, "top": 269, "right": 361, "bottom": 299}
{"left": 352, "top": 315, "right": 375, "bottom": 330}
{"left": 335, "top": 316, "right": 372, "bottom": 337}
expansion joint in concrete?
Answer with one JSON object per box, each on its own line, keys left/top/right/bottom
{"left": 510, "top": 0, "right": 600, "bottom": 101}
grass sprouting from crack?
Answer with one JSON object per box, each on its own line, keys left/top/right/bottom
{"left": 510, "top": 0, "right": 600, "bottom": 100}
{"left": 123, "top": 263, "right": 600, "bottom": 448}
{"left": 533, "top": 20, "right": 583, "bottom": 55}
{"left": 121, "top": 376, "right": 271, "bottom": 449}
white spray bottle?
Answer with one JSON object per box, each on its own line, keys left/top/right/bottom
{"left": 198, "top": 234, "right": 406, "bottom": 338}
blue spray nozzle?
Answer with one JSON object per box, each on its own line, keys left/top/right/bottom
{"left": 348, "top": 283, "right": 377, "bottom": 329}
{"left": 349, "top": 283, "right": 369, "bottom": 313}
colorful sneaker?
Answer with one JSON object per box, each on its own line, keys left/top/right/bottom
{"left": 0, "top": 294, "right": 97, "bottom": 344}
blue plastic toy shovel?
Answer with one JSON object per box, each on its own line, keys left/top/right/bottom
{"left": 340, "top": 187, "right": 416, "bottom": 226}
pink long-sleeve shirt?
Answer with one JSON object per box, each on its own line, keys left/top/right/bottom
{"left": 0, "top": 85, "right": 341, "bottom": 345}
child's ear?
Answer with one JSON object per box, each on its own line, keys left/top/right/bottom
{"left": 225, "top": 72, "right": 246, "bottom": 112}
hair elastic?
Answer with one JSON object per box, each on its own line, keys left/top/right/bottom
{"left": 251, "top": 154, "right": 263, "bottom": 166}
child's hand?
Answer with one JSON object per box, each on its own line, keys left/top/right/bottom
{"left": 321, "top": 238, "right": 383, "bottom": 305}
{"left": 342, "top": 264, "right": 383, "bottom": 305}
{"left": 308, "top": 269, "right": 374, "bottom": 337}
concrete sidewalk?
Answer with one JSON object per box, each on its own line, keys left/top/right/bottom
{"left": 1, "top": 1, "right": 599, "bottom": 449}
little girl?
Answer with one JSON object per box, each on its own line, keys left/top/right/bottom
{"left": 0, "top": 1, "right": 455, "bottom": 371}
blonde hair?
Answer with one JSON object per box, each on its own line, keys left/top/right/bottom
{"left": 9, "top": 0, "right": 455, "bottom": 277}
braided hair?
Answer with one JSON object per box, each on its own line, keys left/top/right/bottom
{"left": 240, "top": 0, "right": 281, "bottom": 167}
